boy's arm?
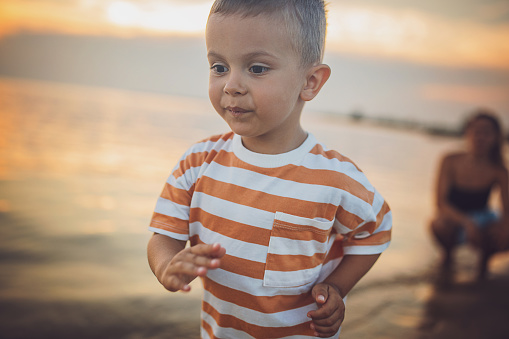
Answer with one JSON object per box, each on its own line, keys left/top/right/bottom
{"left": 322, "top": 253, "right": 380, "bottom": 297}
{"left": 147, "top": 233, "right": 226, "bottom": 292}
{"left": 307, "top": 253, "right": 380, "bottom": 338}
{"left": 147, "top": 233, "right": 186, "bottom": 283}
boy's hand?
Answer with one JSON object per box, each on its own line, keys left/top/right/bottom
{"left": 307, "top": 283, "right": 345, "bottom": 338}
{"left": 159, "top": 243, "right": 226, "bottom": 292}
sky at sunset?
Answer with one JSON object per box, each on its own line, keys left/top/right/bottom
{"left": 2, "top": 0, "right": 509, "bottom": 68}
{"left": 0, "top": 0, "right": 508, "bottom": 125}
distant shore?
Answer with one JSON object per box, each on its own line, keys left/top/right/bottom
{"left": 319, "top": 110, "right": 509, "bottom": 140}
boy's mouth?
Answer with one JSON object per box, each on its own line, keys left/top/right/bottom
{"left": 226, "top": 106, "right": 250, "bottom": 117}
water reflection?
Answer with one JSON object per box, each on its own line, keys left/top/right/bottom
{"left": 1, "top": 77, "right": 508, "bottom": 338}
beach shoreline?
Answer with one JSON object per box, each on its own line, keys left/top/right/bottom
{"left": 342, "top": 246, "right": 509, "bottom": 339}
{"left": 2, "top": 78, "right": 509, "bottom": 338}
{"left": 2, "top": 179, "right": 508, "bottom": 339}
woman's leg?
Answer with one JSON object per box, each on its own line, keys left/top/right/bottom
{"left": 478, "top": 229, "right": 496, "bottom": 280}
{"left": 430, "top": 216, "right": 461, "bottom": 270}
{"left": 478, "top": 220, "right": 508, "bottom": 280}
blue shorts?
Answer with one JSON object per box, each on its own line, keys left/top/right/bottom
{"left": 457, "top": 210, "right": 499, "bottom": 244}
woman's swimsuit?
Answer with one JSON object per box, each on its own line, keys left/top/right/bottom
{"left": 447, "top": 185, "right": 492, "bottom": 213}
{"left": 447, "top": 184, "right": 498, "bottom": 242}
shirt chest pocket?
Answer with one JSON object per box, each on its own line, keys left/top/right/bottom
{"left": 263, "top": 212, "right": 334, "bottom": 288}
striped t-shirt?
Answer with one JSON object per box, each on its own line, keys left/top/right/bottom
{"left": 149, "top": 131, "right": 392, "bottom": 339}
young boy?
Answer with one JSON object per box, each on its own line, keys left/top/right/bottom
{"left": 147, "top": 0, "right": 392, "bottom": 338}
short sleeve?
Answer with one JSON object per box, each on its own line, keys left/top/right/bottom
{"left": 335, "top": 187, "right": 392, "bottom": 255}
{"left": 148, "top": 145, "right": 206, "bottom": 241}
{"left": 148, "top": 133, "right": 233, "bottom": 241}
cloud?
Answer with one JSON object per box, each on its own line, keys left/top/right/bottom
{"left": 1, "top": 0, "right": 508, "bottom": 70}
{"left": 0, "top": 0, "right": 214, "bottom": 37}
{"left": 420, "top": 84, "right": 509, "bottom": 106}
{"left": 105, "top": 1, "right": 211, "bottom": 34}
{"left": 0, "top": 1, "right": 113, "bottom": 37}
{"left": 476, "top": 0, "right": 509, "bottom": 22}
{"left": 326, "top": 3, "right": 509, "bottom": 69}
{"left": 333, "top": 0, "right": 509, "bottom": 23}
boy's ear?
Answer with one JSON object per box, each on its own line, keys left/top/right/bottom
{"left": 300, "top": 64, "right": 331, "bottom": 102}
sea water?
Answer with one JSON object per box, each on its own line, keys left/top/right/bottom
{"left": 0, "top": 77, "right": 467, "bottom": 296}
{"left": 2, "top": 77, "right": 502, "bottom": 337}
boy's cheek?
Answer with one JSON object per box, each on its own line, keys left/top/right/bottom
{"left": 208, "top": 88, "right": 222, "bottom": 109}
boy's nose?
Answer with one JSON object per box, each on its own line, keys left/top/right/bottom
{"left": 224, "top": 74, "right": 247, "bottom": 96}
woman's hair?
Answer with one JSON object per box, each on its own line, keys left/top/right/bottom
{"left": 463, "top": 108, "right": 506, "bottom": 167}
{"left": 208, "top": 0, "right": 327, "bottom": 66}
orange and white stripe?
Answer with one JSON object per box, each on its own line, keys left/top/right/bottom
{"left": 149, "top": 131, "right": 392, "bottom": 338}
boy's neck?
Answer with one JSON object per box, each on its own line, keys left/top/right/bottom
{"left": 240, "top": 127, "right": 308, "bottom": 155}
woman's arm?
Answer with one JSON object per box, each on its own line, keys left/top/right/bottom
{"left": 497, "top": 167, "right": 509, "bottom": 221}
{"left": 435, "top": 154, "right": 483, "bottom": 245}
{"left": 435, "top": 155, "right": 476, "bottom": 227}
{"left": 491, "top": 167, "right": 509, "bottom": 250}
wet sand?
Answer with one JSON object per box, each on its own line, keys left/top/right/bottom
{"left": 0, "top": 296, "right": 201, "bottom": 339}
{"left": 0, "top": 176, "right": 202, "bottom": 339}
{"left": 342, "top": 250, "right": 509, "bottom": 339}
{"left": 2, "top": 175, "right": 509, "bottom": 339}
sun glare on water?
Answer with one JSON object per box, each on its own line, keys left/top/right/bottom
{"left": 106, "top": 1, "right": 211, "bottom": 34}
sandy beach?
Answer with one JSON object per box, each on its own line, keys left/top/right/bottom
{"left": 1, "top": 78, "right": 509, "bottom": 338}
{"left": 2, "top": 174, "right": 509, "bottom": 339}
{"left": 341, "top": 250, "right": 509, "bottom": 339}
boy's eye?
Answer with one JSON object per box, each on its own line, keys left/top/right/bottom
{"left": 211, "top": 64, "right": 228, "bottom": 74}
{"left": 250, "top": 65, "right": 269, "bottom": 74}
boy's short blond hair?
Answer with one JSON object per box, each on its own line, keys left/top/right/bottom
{"left": 209, "top": 0, "right": 327, "bottom": 66}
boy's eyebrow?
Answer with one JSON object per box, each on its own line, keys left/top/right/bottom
{"left": 207, "top": 51, "right": 223, "bottom": 60}
{"left": 207, "top": 50, "right": 278, "bottom": 60}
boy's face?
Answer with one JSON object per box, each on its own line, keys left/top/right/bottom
{"left": 206, "top": 13, "right": 310, "bottom": 152}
